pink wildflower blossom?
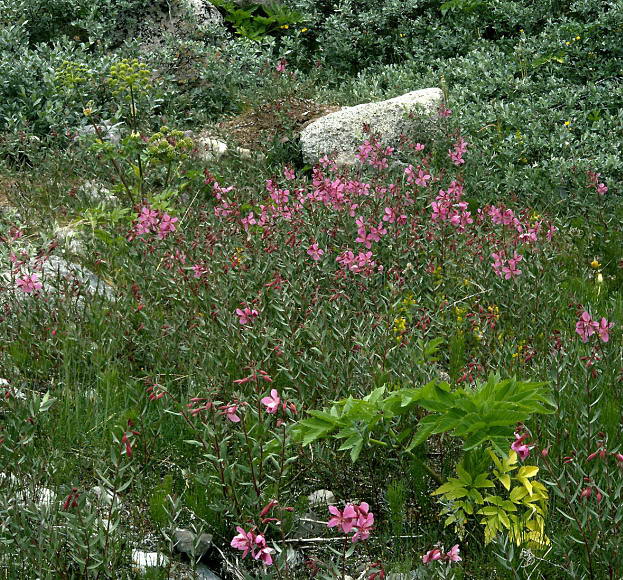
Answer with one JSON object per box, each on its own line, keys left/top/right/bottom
{"left": 192, "top": 264, "right": 208, "bottom": 278}
{"left": 157, "top": 213, "right": 178, "bottom": 239}
{"left": 351, "top": 504, "right": 374, "bottom": 542}
{"left": 327, "top": 504, "right": 357, "bottom": 533}
{"left": 438, "top": 104, "right": 452, "bottom": 118}
{"left": 236, "top": 306, "right": 259, "bottom": 325}
{"left": 596, "top": 317, "right": 614, "bottom": 342}
{"left": 261, "top": 389, "right": 281, "bottom": 414}
{"left": 275, "top": 59, "right": 287, "bottom": 73}
{"left": 231, "top": 527, "right": 256, "bottom": 558}
{"left": 241, "top": 212, "right": 257, "bottom": 231}
{"left": 220, "top": 403, "right": 241, "bottom": 423}
{"left": 16, "top": 273, "right": 42, "bottom": 293}
{"left": 511, "top": 431, "right": 534, "bottom": 461}
{"left": 575, "top": 311, "right": 596, "bottom": 343}
{"left": 446, "top": 544, "right": 462, "bottom": 562}
{"left": 307, "top": 243, "right": 325, "bottom": 261}
{"left": 253, "top": 536, "right": 274, "bottom": 566}
{"left": 423, "top": 544, "right": 461, "bottom": 564}
{"left": 422, "top": 549, "right": 442, "bottom": 564}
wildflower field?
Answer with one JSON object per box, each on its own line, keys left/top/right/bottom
{"left": 0, "top": 0, "right": 622, "bottom": 578}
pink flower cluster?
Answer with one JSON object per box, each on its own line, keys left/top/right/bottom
{"left": 355, "top": 138, "right": 395, "bottom": 170}
{"left": 575, "top": 311, "right": 614, "bottom": 343}
{"left": 307, "top": 242, "right": 325, "bottom": 261}
{"left": 491, "top": 250, "right": 523, "bottom": 279}
{"left": 405, "top": 165, "right": 431, "bottom": 187}
{"left": 133, "top": 206, "right": 178, "bottom": 240}
{"left": 431, "top": 181, "right": 473, "bottom": 231}
{"left": 336, "top": 250, "right": 380, "bottom": 276}
{"left": 448, "top": 137, "right": 468, "bottom": 165}
{"left": 587, "top": 170, "right": 608, "bottom": 195}
{"left": 438, "top": 104, "right": 452, "bottom": 118}
{"left": 16, "top": 273, "right": 42, "bottom": 293}
{"left": 327, "top": 502, "right": 374, "bottom": 542}
{"left": 236, "top": 306, "right": 259, "bottom": 325}
{"left": 422, "top": 544, "right": 461, "bottom": 564}
{"left": 231, "top": 527, "right": 274, "bottom": 565}
{"left": 355, "top": 216, "right": 387, "bottom": 249}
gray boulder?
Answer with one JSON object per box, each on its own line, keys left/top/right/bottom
{"left": 173, "top": 528, "right": 214, "bottom": 559}
{"left": 300, "top": 88, "right": 443, "bottom": 166}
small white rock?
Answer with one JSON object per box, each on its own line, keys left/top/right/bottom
{"left": 131, "top": 549, "right": 169, "bottom": 572}
{"left": 195, "top": 564, "right": 222, "bottom": 580}
{"left": 308, "top": 489, "right": 336, "bottom": 507}
{"left": 91, "top": 485, "right": 117, "bottom": 507}
{"left": 197, "top": 137, "right": 228, "bottom": 161}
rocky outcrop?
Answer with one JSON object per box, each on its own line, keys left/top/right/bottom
{"left": 300, "top": 88, "right": 443, "bottom": 166}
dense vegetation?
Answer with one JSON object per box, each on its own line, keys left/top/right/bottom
{"left": 0, "top": 0, "right": 621, "bottom": 578}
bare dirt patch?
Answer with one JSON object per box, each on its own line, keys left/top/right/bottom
{"left": 217, "top": 97, "right": 341, "bottom": 152}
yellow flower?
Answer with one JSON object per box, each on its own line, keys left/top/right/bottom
{"left": 393, "top": 317, "right": 407, "bottom": 334}
{"left": 280, "top": 24, "right": 289, "bottom": 29}
{"left": 301, "top": 28, "right": 308, "bottom": 32}
{"left": 564, "top": 120, "right": 571, "bottom": 126}
{"left": 402, "top": 295, "right": 417, "bottom": 307}
{"left": 565, "top": 41, "right": 571, "bottom": 46}
{"left": 488, "top": 305, "right": 500, "bottom": 319}
{"left": 590, "top": 259, "right": 601, "bottom": 269}
{"left": 575, "top": 35, "right": 581, "bottom": 40}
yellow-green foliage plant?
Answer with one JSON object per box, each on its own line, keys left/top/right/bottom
{"left": 433, "top": 448, "right": 549, "bottom": 550}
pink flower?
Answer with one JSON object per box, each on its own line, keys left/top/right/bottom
{"left": 546, "top": 224, "right": 558, "bottom": 241}
{"left": 261, "top": 389, "right": 281, "bottom": 414}
{"left": 446, "top": 544, "right": 461, "bottom": 562}
{"left": 422, "top": 549, "right": 442, "bottom": 564}
{"left": 307, "top": 243, "right": 325, "bottom": 261}
{"left": 327, "top": 504, "right": 357, "bottom": 533}
{"left": 220, "top": 403, "right": 241, "bottom": 423}
{"left": 276, "top": 59, "right": 287, "bottom": 73}
{"left": 449, "top": 150, "right": 465, "bottom": 165}
{"left": 283, "top": 166, "right": 295, "bottom": 180}
{"left": 231, "top": 527, "right": 255, "bottom": 558}
{"left": 16, "top": 273, "right": 42, "bottom": 293}
{"left": 157, "top": 213, "right": 178, "bottom": 239}
{"left": 438, "top": 104, "right": 452, "bottom": 118}
{"left": 580, "top": 486, "right": 592, "bottom": 500}
{"left": 254, "top": 542, "right": 274, "bottom": 566}
{"left": 352, "top": 509, "right": 374, "bottom": 542}
{"left": 192, "top": 264, "right": 208, "bottom": 278}
{"left": 596, "top": 183, "right": 608, "bottom": 195}
{"left": 236, "top": 306, "right": 259, "bottom": 325}
{"left": 414, "top": 143, "right": 425, "bottom": 152}
{"left": 511, "top": 431, "right": 534, "bottom": 461}
{"left": 596, "top": 317, "right": 614, "bottom": 343}
{"left": 135, "top": 206, "right": 159, "bottom": 235}
{"left": 414, "top": 168, "right": 431, "bottom": 187}
{"left": 502, "top": 252, "right": 523, "bottom": 279}
{"left": 241, "top": 212, "right": 257, "bottom": 231}
{"left": 575, "top": 311, "right": 596, "bottom": 343}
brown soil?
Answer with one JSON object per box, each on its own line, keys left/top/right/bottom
{"left": 216, "top": 97, "right": 342, "bottom": 152}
